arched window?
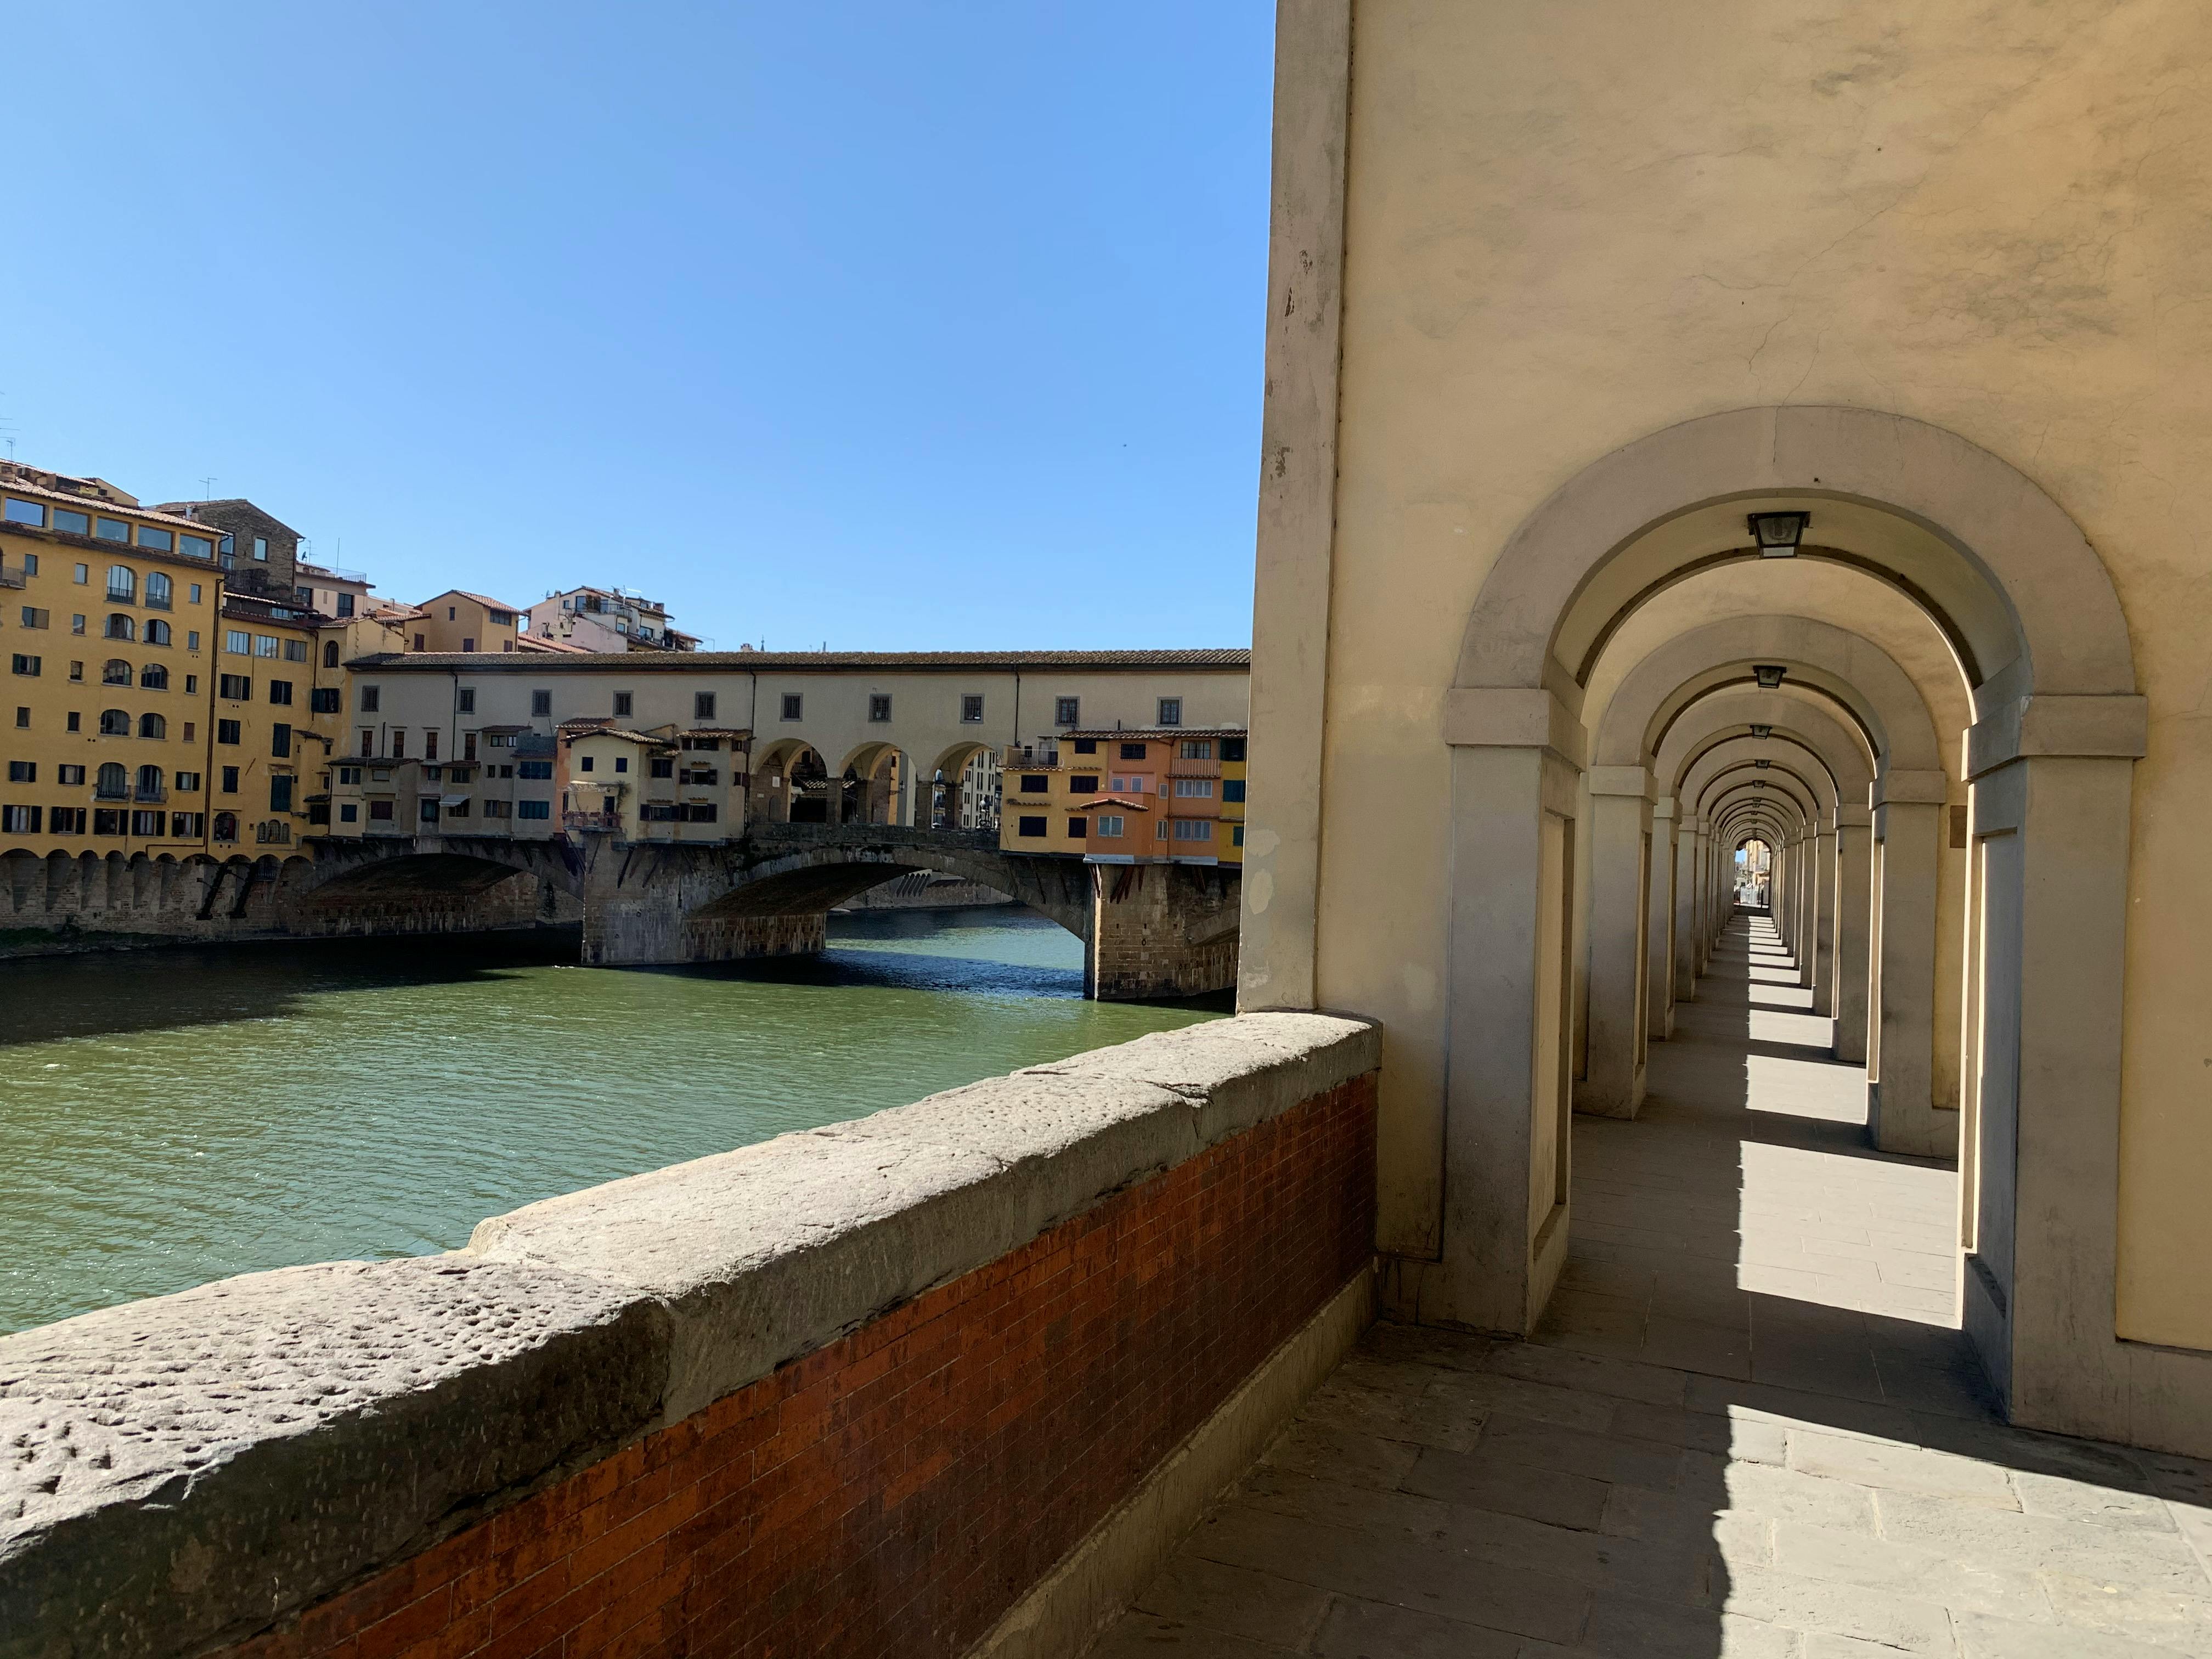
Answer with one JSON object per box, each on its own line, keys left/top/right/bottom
{"left": 139, "top": 664, "right": 168, "bottom": 690}
{"left": 97, "top": 761, "right": 128, "bottom": 797}
{"left": 144, "top": 571, "right": 172, "bottom": 608}
{"left": 105, "top": 566, "right": 136, "bottom": 603}
{"left": 105, "top": 614, "right": 136, "bottom": 641}
{"left": 145, "top": 618, "right": 172, "bottom": 646}
{"left": 137, "top": 765, "right": 163, "bottom": 797}
{"left": 98, "top": 709, "right": 131, "bottom": 736}
{"left": 323, "top": 640, "right": 340, "bottom": 667}
{"left": 102, "top": 659, "right": 133, "bottom": 685}
{"left": 212, "top": 812, "right": 238, "bottom": 843}
{"left": 138, "top": 713, "right": 166, "bottom": 740}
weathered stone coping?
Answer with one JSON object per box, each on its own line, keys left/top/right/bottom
{"left": 0, "top": 1012, "right": 1379, "bottom": 1658}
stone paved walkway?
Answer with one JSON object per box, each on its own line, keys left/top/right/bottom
{"left": 1090, "top": 914, "right": 2212, "bottom": 1658}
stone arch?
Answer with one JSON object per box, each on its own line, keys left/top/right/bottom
{"left": 928, "top": 739, "right": 1000, "bottom": 832}
{"left": 751, "top": 738, "right": 830, "bottom": 825}
{"left": 835, "top": 740, "right": 909, "bottom": 827}
{"left": 1439, "top": 406, "right": 2149, "bottom": 1443}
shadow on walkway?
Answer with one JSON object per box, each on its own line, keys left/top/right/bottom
{"left": 1089, "top": 913, "right": 2212, "bottom": 1657}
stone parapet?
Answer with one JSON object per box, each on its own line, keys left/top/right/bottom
{"left": 0, "top": 1013, "right": 1380, "bottom": 1659}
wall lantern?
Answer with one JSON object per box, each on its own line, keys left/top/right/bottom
{"left": 1750, "top": 723, "right": 1773, "bottom": 738}
{"left": 1753, "top": 664, "right": 1788, "bottom": 690}
{"left": 1748, "top": 510, "right": 1810, "bottom": 556}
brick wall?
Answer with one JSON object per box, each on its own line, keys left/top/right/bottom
{"left": 217, "top": 1073, "right": 1375, "bottom": 1659}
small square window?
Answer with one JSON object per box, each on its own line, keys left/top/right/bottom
{"left": 694, "top": 692, "right": 716, "bottom": 720}
{"left": 868, "top": 693, "right": 891, "bottom": 723}
{"left": 531, "top": 690, "right": 552, "bottom": 717}
{"left": 1054, "top": 696, "right": 1080, "bottom": 726}
{"left": 961, "top": 693, "right": 985, "bottom": 724}
{"left": 781, "top": 693, "right": 803, "bottom": 721}
{"left": 1156, "top": 697, "right": 1182, "bottom": 727}
{"left": 613, "top": 692, "right": 633, "bottom": 718}
{"left": 458, "top": 688, "right": 476, "bottom": 713}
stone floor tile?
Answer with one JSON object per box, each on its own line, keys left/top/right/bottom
{"left": 1472, "top": 1413, "right": 1689, "bottom": 1492}
{"left": 1132, "top": 1556, "right": 1335, "bottom": 1649}
{"left": 1639, "top": 1315, "right": 1754, "bottom": 1380}
{"left": 1233, "top": 1466, "right": 1454, "bottom": 1539}
{"left": 1788, "top": 1428, "right": 2020, "bottom": 1506}
{"left": 1481, "top": 1342, "right": 1688, "bottom": 1409}
{"left": 1718, "top": 1564, "right": 1958, "bottom": 1653}
{"left": 2010, "top": 1470, "right": 2179, "bottom": 1533}
{"left": 2039, "top": 1571, "right": 2212, "bottom": 1653}
{"left": 1802, "top": 1635, "right": 1943, "bottom": 1657}
{"left": 1417, "top": 1367, "right": 1621, "bottom": 1436}
{"left": 1872, "top": 1490, "right": 2212, "bottom": 1598}
{"left": 1301, "top": 1375, "right": 1488, "bottom": 1456}
{"left": 1265, "top": 1417, "right": 1428, "bottom": 1491}
{"left": 1683, "top": 1376, "right": 1923, "bottom": 1444}
{"left": 1186, "top": 1505, "right": 1592, "bottom": 1647}
{"left": 1569, "top": 1591, "right": 1801, "bottom": 1658}
{"left": 1308, "top": 1594, "right": 1531, "bottom": 1658}
{"left": 1608, "top": 1401, "right": 1786, "bottom": 1464}
{"left": 1770, "top": 1519, "right": 2053, "bottom": 1622}
{"left": 1400, "top": 1444, "right": 1611, "bottom": 1531}
{"left": 1087, "top": 1613, "right": 1304, "bottom": 1657}
{"left": 1950, "top": 1608, "right": 2180, "bottom": 1657}
{"left": 1750, "top": 1348, "right": 1887, "bottom": 1406}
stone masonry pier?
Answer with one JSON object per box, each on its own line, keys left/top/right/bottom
{"left": 0, "top": 1015, "right": 1375, "bottom": 1659}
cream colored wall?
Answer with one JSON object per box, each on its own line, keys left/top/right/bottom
{"left": 1313, "top": 0, "right": 2210, "bottom": 1340}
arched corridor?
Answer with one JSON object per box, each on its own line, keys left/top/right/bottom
{"left": 1098, "top": 909, "right": 2212, "bottom": 1657}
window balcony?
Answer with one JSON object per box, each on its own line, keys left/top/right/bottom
{"left": 133, "top": 786, "right": 167, "bottom": 804}
{"left": 0, "top": 568, "right": 25, "bottom": 589}
{"left": 563, "top": 810, "right": 623, "bottom": 833}
{"left": 93, "top": 785, "right": 131, "bottom": 801}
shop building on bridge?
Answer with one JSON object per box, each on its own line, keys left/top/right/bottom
{"left": 1000, "top": 727, "right": 1248, "bottom": 867}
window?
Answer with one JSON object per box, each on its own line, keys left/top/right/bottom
{"left": 137, "top": 765, "right": 163, "bottom": 797}
{"left": 482, "top": 799, "right": 510, "bottom": 819}
{"left": 219, "top": 674, "right": 251, "bottom": 700}
{"left": 695, "top": 692, "right": 716, "bottom": 719}
{"left": 19, "top": 608, "right": 48, "bottom": 629}
{"left": 531, "top": 690, "right": 552, "bottom": 717}
{"left": 221, "top": 765, "right": 239, "bottom": 793}
{"left": 10, "top": 655, "right": 37, "bottom": 677}
{"left": 368, "top": 800, "right": 395, "bottom": 822}
{"left": 517, "top": 760, "right": 554, "bottom": 780}
{"left": 444, "top": 797, "right": 470, "bottom": 818}
{"left": 145, "top": 619, "right": 171, "bottom": 646}
{"left": 189, "top": 583, "right": 204, "bottom": 605}
{"left": 516, "top": 799, "right": 551, "bottom": 820}
{"left": 252, "top": 635, "right": 279, "bottom": 658}
{"left": 99, "top": 709, "right": 131, "bottom": 737}
{"left": 13, "top": 707, "right": 26, "bottom": 729}
{"left": 447, "top": 606, "right": 457, "bottom": 620}
{"left": 145, "top": 572, "right": 172, "bottom": 609}
{"left": 138, "top": 713, "right": 166, "bottom": 740}
{"left": 1172, "top": 819, "right": 1214, "bottom": 841}
{"left": 51, "top": 509, "right": 89, "bottom": 536}
{"left": 358, "top": 686, "right": 380, "bottom": 713}
{"left": 1120, "top": 742, "right": 1147, "bottom": 760}
{"left": 1178, "top": 740, "right": 1213, "bottom": 760}
{"left": 105, "top": 615, "right": 135, "bottom": 641}
{"left": 613, "top": 691, "right": 633, "bottom": 718}
{"left": 1097, "top": 814, "right": 1125, "bottom": 837}
{"left": 1073, "top": 738, "right": 1097, "bottom": 754}
{"left": 3, "top": 499, "right": 44, "bottom": 527}
{"left": 283, "top": 639, "right": 307, "bottom": 662}
{"left": 461, "top": 731, "right": 478, "bottom": 761}
{"left": 268, "top": 679, "right": 293, "bottom": 706}
{"left": 94, "top": 517, "right": 128, "bottom": 543}
{"left": 271, "top": 723, "right": 291, "bottom": 758}
{"left": 70, "top": 616, "right": 85, "bottom": 635}
{"left": 73, "top": 564, "right": 89, "bottom": 585}
{"left": 129, "top": 809, "right": 163, "bottom": 836}
{"left": 58, "top": 764, "right": 83, "bottom": 785}
{"left": 1054, "top": 697, "right": 1080, "bottom": 726}
{"left": 92, "top": 807, "right": 127, "bottom": 836}
{"left": 1174, "top": 778, "right": 1215, "bottom": 798}
{"left": 21, "top": 554, "right": 35, "bottom": 576}
{"left": 309, "top": 687, "right": 341, "bottom": 713}
{"left": 1155, "top": 820, "right": 1169, "bottom": 839}
{"left": 6, "top": 761, "right": 33, "bottom": 783}
{"left": 414, "top": 634, "right": 426, "bottom": 651}
{"left": 224, "top": 630, "right": 250, "bottom": 656}
{"left": 2, "top": 805, "right": 40, "bottom": 834}
{"left": 68, "top": 662, "right": 83, "bottom": 681}
{"left": 1017, "top": 815, "right": 1047, "bottom": 837}
{"left": 390, "top": 730, "right": 405, "bottom": 759}
{"left": 679, "top": 802, "right": 718, "bottom": 823}
{"left": 1019, "top": 774, "right": 1048, "bottom": 794}
{"left": 461, "top": 638, "right": 476, "bottom": 653}
{"left": 614, "top": 755, "right": 629, "bottom": 774}
{"left": 961, "top": 694, "right": 985, "bottom": 723}
{"left": 868, "top": 693, "right": 892, "bottom": 723}
{"left": 106, "top": 567, "right": 137, "bottom": 603}
{"left": 216, "top": 720, "right": 241, "bottom": 746}
{"left": 324, "top": 640, "right": 341, "bottom": 667}
{"left": 138, "top": 528, "right": 173, "bottom": 553}
{"left": 186, "top": 631, "right": 200, "bottom": 650}
{"left": 339, "top": 803, "right": 359, "bottom": 823}
{"left": 270, "top": 776, "right": 295, "bottom": 812}
{"left": 338, "top": 766, "right": 362, "bottom": 785}
{"left": 181, "top": 535, "right": 215, "bottom": 562}
{"left": 95, "top": 762, "right": 126, "bottom": 795}
{"left": 49, "top": 806, "right": 86, "bottom": 833}
{"left": 489, "top": 609, "right": 514, "bottom": 627}
{"left": 579, "top": 754, "right": 596, "bottom": 773}
{"left": 456, "top": 687, "right": 475, "bottom": 713}
{"left": 253, "top": 537, "right": 269, "bottom": 562}
{"left": 181, "top": 721, "right": 194, "bottom": 741}
{"left": 65, "top": 713, "right": 79, "bottom": 733}
{"left": 780, "top": 694, "right": 802, "bottom": 721}
{"left": 175, "top": 771, "right": 201, "bottom": 792}
{"left": 650, "top": 757, "right": 674, "bottom": 778}
{"left": 336, "top": 593, "right": 354, "bottom": 618}
{"left": 1066, "top": 816, "right": 1087, "bottom": 839}
{"left": 1156, "top": 698, "right": 1183, "bottom": 726}
{"left": 172, "top": 812, "right": 205, "bottom": 837}
{"left": 1070, "top": 775, "right": 1099, "bottom": 793}
{"left": 103, "top": 659, "right": 133, "bottom": 686}
{"left": 1222, "top": 779, "right": 1246, "bottom": 803}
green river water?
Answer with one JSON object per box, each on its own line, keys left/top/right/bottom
{"left": 0, "top": 908, "right": 1225, "bottom": 1336}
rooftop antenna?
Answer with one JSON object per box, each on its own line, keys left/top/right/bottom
{"left": 199, "top": 476, "right": 217, "bottom": 500}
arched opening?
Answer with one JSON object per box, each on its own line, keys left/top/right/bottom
{"left": 1432, "top": 405, "right": 2149, "bottom": 1443}
{"left": 926, "top": 740, "right": 1001, "bottom": 832}
{"left": 836, "top": 742, "right": 910, "bottom": 827}
{"left": 751, "top": 740, "right": 830, "bottom": 825}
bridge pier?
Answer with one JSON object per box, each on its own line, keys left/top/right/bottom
{"left": 1087, "top": 861, "right": 1241, "bottom": 1001}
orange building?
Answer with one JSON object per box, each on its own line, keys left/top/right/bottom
{"left": 998, "top": 727, "right": 1244, "bottom": 867}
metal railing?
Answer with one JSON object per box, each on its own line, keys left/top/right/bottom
{"left": 563, "top": 810, "right": 623, "bottom": 832}
{"left": 133, "top": 786, "right": 167, "bottom": 804}
{"left": 0, "top": 568, "right": 25, "bottom": 589}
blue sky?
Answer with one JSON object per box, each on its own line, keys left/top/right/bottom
{"left": 1, "top": 4, "right": 1274, "bottom": 650}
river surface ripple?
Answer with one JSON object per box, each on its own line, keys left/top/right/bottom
{"left": 0, "top": 907, "right": 1224, "bottom": 1335}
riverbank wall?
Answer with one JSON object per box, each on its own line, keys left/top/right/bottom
{"left": 0, "top": 1013, "right": 1380, "bottom": 1659}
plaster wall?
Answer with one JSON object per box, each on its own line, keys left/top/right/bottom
{"left": 1294, "top": 0, "right": 2211, "bottom": 1343}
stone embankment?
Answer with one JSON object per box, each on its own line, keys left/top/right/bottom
{"left": 0, "top": 1013, "right": 1380, "bottom": 1659}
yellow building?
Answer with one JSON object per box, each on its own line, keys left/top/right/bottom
{"left": 410, "top": 590, "right": 523, "bottom": 654}
{"left": 998, "top": 727, "right": 1244, "bottom": 867}
{"left": 0, "top": 466, "right": 223, "bottom": 855}
{"left": 558, "top": 721, "right": 752, "bottom": 840}
{"left": 209, "top": 593, "right": 346, "bottom": 853}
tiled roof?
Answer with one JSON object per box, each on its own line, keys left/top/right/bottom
{"left": 345, "top": 648, "right": 1252, "bottom": 674}
{"left": 0, "top": 477, "right": 217, "bottom": 534}
{"left": 1064, "top": 726, "right": 1248, "bottom": 740}
{"left": 421, "top": 589, "right": 523, "bottom": 612}
{"left": 516, "top": 632, "right": 591, "bottom": 653}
